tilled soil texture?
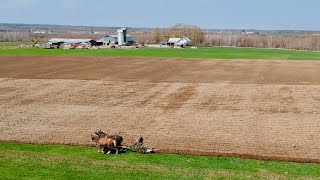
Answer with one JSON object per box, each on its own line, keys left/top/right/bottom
{"left": 0, "top": 56, "right": 320, "bottom": 163}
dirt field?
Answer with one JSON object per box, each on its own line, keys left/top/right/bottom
{"left": 0, "top": 56, "right": 320, "bottom": 162}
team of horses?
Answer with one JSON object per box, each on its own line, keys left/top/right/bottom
{"left": 91, "top": 130, "right": 159, "bottom": 154}
{"left": 91, "top": 130, "right": 124, "bottom": 154}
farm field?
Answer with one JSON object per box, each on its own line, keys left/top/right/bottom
{"left": 1, "top": 142, "right": 320, "bottom": 179}
{"left": 0, "top": 55, "right": 320, "bottom": 164}
{"left": 1, "top": 45, "right": 320, "bottom": 60}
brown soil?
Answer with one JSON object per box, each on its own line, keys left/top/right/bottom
{"left": 0, "top": 56, "right": 320, "bottom": 163}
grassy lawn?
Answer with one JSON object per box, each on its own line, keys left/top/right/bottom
{"left": 1, "top": 45, "right": 320, "bottom": 60}
{"left": 0, "top": 142, "right": 319, "bottom": 179}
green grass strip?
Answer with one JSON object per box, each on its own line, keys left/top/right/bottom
{"left": 1, "top": 46, "right": 320, "bottom": 60}
{"left": 0, "top": 142, "right": 319, "bottom": 179}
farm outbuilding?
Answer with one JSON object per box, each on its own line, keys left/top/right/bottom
{"left": 167, "top": 37, "right": 192, "bottom": 47}
{"left": 97, "top": 28, "right": 136, "bottom": 46}
{"left": 97, "top": 35, "right": 118, "bottom": 45}
{"left": 97, "top": 35, "right": 136, "bottom": 46}
{"left": 48, "top": 38, "right": 94, "bottom": 44}
{"left": 46, "top": 38, "right": 101, "bottom": 48}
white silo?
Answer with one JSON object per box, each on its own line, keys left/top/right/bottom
{"left": 117, "top": 28, "right": 127, "bottom": 46}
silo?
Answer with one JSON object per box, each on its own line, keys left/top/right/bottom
{"left": 117, "top": 29, "right": 124, "bottom": 46}
{"left": 122, "top": 28, "right": 127, "bottom": 43}
{"left": 117, "top": 28, "right": 127, "bottom": 46}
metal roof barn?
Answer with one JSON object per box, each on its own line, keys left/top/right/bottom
{"left": 97, "top": 35, "right": 136, "bottom": 46}
{"left": 46, "top": 38, "right": 98, "bottom": 49}
{"left": 48, "top": 38, "right": 93, "bottom": 44}
{"left": 97, "top": 35, "right": 118, "bottom": 45}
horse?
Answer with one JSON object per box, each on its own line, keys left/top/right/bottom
{"left": 107, "top": 134, "right": 123, "bottom": 147}
{"left": 91, "top": 130, "right": 123, "bottom": 154}
{"left": 94, "top": 130, "right": 108, "bottom": 138}
{"left": 91, "top": 130, "right": 106, "bottom": 145}
{"left": 98, "top": 137, "right": 117, "bottom": 154}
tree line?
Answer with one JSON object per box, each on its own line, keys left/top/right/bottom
{"left": 137, "top": 24, "right": 320, "bottom": 51}
{"left": 1, "top": 24, "right": 320, "bottom": 51}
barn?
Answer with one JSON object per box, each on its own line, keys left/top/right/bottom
{"left": 46, "top": 38, "right": 100, "bottom": 48}
{"left": 97, "top": 35, "right": 136, "bottom": 46}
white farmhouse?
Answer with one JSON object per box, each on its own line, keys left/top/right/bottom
{"left": 167, "top": 37, "right": 192, "bottom": 47}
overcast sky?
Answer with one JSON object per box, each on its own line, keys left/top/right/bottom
{"left": 0, "top": 0, "right": 319, "bottom": 30}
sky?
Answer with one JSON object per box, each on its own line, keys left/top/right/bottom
{"left": 0, "top": 0, "right": 319, "bottom": 30}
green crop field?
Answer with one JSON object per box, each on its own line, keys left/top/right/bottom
{"left": 1, "top": 45, "right": 320, "bottom": 60}
{"left": 0, "top": 142, "right": 319, "bottom": 179}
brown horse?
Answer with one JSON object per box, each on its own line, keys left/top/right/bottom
{"left": 98, "top": 137, "right": 117, "bottom": 154}
{"left": 91, "top": 130, "right": 123, "bottom": 154}
{"left": 108, "top": 134, "right": 123, "bottom": 147}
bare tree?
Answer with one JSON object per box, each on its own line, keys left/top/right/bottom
{"left": 167, "top": 24, "right": 205, "bottom": 45}
{"left": 152, "top": 28, "right": 162, "bottom": 44}
{"left": 190, "top": 27, "right": 204, "bottom": 45}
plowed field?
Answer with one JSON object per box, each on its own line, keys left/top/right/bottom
{"left": 0, "top": 56, "right": 319, "bottom": 162}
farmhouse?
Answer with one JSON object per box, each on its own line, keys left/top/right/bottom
{"left": 167, "top": 37, "right": 192, "bottom": 47}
